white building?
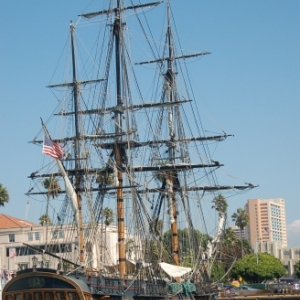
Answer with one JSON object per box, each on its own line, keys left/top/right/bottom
{"left": 232, "top": 226, "right": 249, "bottom": 240}
{"left": 0, "top": 214, "right": 77, "bottom": 275}
{"left": 0, "top": 214, "right": 139, "bottom": 282}
{"left": 256, "top": 240, "right": 300, "bottom": 277}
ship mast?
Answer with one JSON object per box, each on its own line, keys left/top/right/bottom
{"left": 165, "top": 1, "right": 179, "bottom": 265}
{"left": 70, "top": 22, "right": 85, "bottom": 264}
{"left": 113, "top": 0, "right": 126, "bottom": 276}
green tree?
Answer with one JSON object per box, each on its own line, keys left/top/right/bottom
{"left": 43, "top": 176, "right": 61, "bottom": 199}
{"left": 0, "top": 183, "right": 9, "bottom": 207}
{"left": 240, "top": 238, "right": 253, "bottom": 255}
{"left": 231, "top": 208, "right": 249, "bottom": 257}
{"left": 39, "top": 214, "right": 52, "bottom": 226}
{"left": 163, "top": 228, "right": 211, "bottom": 264}
{"left": 43, "top": 176, "right": 60, "bottom": 240}
{"left": 150, "top": 218, "right": 164, "bottom": 237}
{"left": 103, "top": 207, "right": 114, "bottom": 226}
{"left": 212, "top": 194, "right": 228, "bottom": 217}
{"left": 210, "top": 260, "right": 226, "bottom": 283}
{"left": 217, "top": 228, "right": 253, "bottom": 282}
{"left": 218, "top": 228, "right": 239, "bottom": 271}
{"left": 102, "top": 207, "right": 114, "bottom": 264}
{"left": 96, "top": 168, "right": 114, "bottom": 186}
{"left": 231, "top": 253, "right": 285, "bottom": 283}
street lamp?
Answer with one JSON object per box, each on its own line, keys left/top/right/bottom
{"left": 32, "top": 255, "right": 38, "bottom": 271}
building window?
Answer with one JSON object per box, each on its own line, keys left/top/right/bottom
{"left": 53, "top": 230, "right": 64, "bottom": 239}
{"left": 28, "top": 232, "right": 33, "bottom": 241}
{"left": 45, "top": 260, "right": 50, "bottom": 268}
{"left": 35, "top": 232, "right": 41, "bottom": 240}
{"left": 29, "top": 232, "right": 41, "bottom": 241}
{"left": 18, "top": 263, "right": 29, "bottom": 270}
{"left": 9, "top": 234, "right": 15, "bottom": 243}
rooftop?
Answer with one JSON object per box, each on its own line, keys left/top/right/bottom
{"left": 0, "top": 214, "right": 37, "bottom": 229}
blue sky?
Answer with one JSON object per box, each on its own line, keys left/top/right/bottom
{"left": 0, "top": 1, "right": 299, "bottom": 247}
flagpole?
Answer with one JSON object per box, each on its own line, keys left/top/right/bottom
{"left": 40, "top": 119, "right": 83, "bottom": 265}
{"left": 41, "top": 118, "right": 51, "bottom": 139}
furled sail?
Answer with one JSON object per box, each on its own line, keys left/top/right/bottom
{"left": 159, "top": 262, "right": 191, "bottom": 278}
{"left": 56, "top": 159, "right": 79, "bottom": 226}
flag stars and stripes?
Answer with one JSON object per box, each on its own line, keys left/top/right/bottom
{"left": 263, "top": 227, "right": 272, "bottom": 233}
{"left": 42, "top": 135, "right": 63, "bottom": 160}
{"left": 9, "top": 248, "right": 16, "bottom": 259}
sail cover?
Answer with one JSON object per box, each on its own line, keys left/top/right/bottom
{"left": 56, "top": 159, "right": 79, "bottom": 225}
{"left": 159, "top": 262, "right": 191, "bottom": 277}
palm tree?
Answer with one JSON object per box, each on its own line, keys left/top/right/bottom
{"left": 103, "top": 207, "right": 114, "bottom": 226}
{"left": 96, "top": 168, "right": 114, "bottom": 186}
{"left": 231, "top": 207, "right": 249, "bottom": 257}
{"left": 223, "top": 227, "right": 238, "bottom": 247}
{"left": 43, "top": 176, "right": 61, "bottom": 199}
{"left": 102, "top": 207, "right": 114, "bottom": 265}
{"left": 103, "top": 208, "right": 114, "bottom": 242}
{"left": 39, "top": 214, "right": 52, "bottom": 226}
{"left": 0, "top": 183, "right": 9, "bottom": 207}
{"left": 43, "top": 176, "right": 61, "bottom": 242}
{"left": 150, "top": 218, "right": 163, "bottom": 237}
{"left": 218, "top": 227, "right": 238, "bottom": 274}
{"left": 212, "top": 194, "right": 228, "bottom": 217}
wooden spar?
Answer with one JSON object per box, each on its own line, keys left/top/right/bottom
{"left": 170, "top": 172, "right": 180, "bottom": 265}
{"left": 70, "top": 22, "right": 84, "bottom": 264}
{"left": 165, "top": 0, "right": 180, "bottom": 267}
{"left": 114, "top": 0, "right": 126, "bottom": 276}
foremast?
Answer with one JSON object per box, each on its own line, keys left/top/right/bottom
{"left": 165, "top": 2, "right": 179, "bottom": 266}
{"left": 70, "top": 22, "right": 85, "bottom": 265}
{"left": 43, "top": 22, "right": 102, "bottom": 266}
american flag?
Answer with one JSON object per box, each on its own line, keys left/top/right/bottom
{"left": 2, "top": 269, "right": 15, "bottom": 281}
{"left": 264, "top": 227, "right": 271, "bottom": 233}
{"left": 42, "top": 135, "right": 63, "bottom": 160}
{"left": 9, "top": 248, "right": 16, "bottom": 259}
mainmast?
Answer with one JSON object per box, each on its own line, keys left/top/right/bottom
{"left": 80, "top": 0, "right": 162, "bottom": 277}
{"left": 113, "top": 0, "right": 126, "bottom": 276}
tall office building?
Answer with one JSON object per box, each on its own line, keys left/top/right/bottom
{"left": 246, "top": 198, "right": 287, "bottom": 248}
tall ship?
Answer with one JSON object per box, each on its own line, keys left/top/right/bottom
{"left": 3, "top": 1, "right": 256, "bottom": 300}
